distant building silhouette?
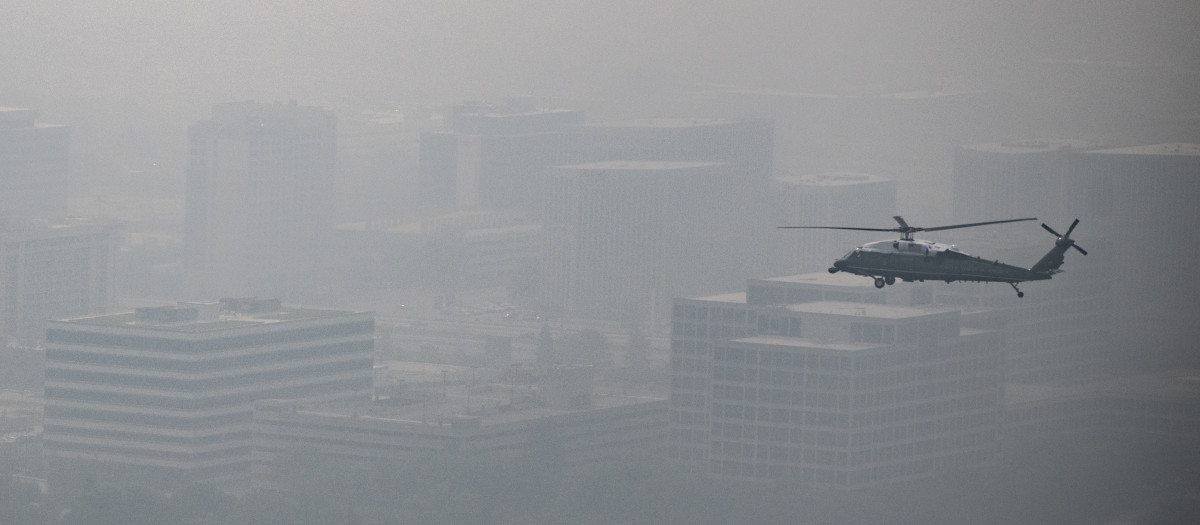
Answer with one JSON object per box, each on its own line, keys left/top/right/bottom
{"left": 184, "top": 101, "right": 337, "bottom": 301}
{"left": 334, "top": 209, "right": 542, "bottom": 296}
{"left": 419, "top": 100, "right": 583, "bottom": 214}
{"left": 568, "top": 117, "right": 773, "bottom": 181}
{"left": 0, "top": 108, "right": 70, "bottom": 222}
{"left": 770, "top": 172, "right": 897, "bottom": 275}
{"left": 541, "top": 161, "right": 737, "bottom": 321}
{"left": 42, "top": 299, "right": 374, "bottom": 487}
{"left": 952, "top": 139, "right": 1098, "bottom": 224}
{"left": 0, "top": 219, "right": 118, "bottom": 344}
{"left": 250, "top": 364, "right": 665, "bottom": 488}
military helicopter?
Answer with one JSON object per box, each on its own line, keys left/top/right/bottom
{"left": 779, "top": 216, "right": 1087, "bottom": 297}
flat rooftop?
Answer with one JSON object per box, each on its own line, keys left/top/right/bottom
{"left": 580, "top": 117, "right": 742, "bottom": 129}
{"left": 785, "top": 300, "right": 957, "bottom": 320}
{"left": 755, "top": 272, "right": 886, "bottom": 289}
{"left": 1084, "top": 143, "right": 1200, "bottom": 157}
{"left": 684, "top": 292, "right": 748, "bottom": 304}
{"left": 776, "top": 172, "right": 892, "bottom": 187}
{"left": 733, "top": 334, "right": 883, "bottom": 352}
{"left": 962, "top": 139, "right": 1096, "bottom": 155}
{"left": 557, "top": 160, "right": 721, "bottom": 171}
{"left": 59, "top": 306, "right": 366, "bottom": 333}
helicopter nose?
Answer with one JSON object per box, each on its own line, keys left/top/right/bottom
{"left": 831, "top": 259, "right": 845, "bottom": 273}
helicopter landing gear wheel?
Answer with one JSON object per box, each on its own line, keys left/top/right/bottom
{"left": 884, "top": 276, "right": 895, "bottom": 286}
{"left": 1009, "top": 282, "right": 1024, "bottom": 298}
{"left": 874, "top": 277, "right": 885, "bottom": 289}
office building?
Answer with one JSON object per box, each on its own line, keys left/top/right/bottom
{"left": 542, "top": 161, "right": 737, "bottom": 320}
{"left": 567, "top": 117, "right": 773, "bottom": 181}
{"left": 1069, "top": 143, "right": 1200, "bottom": 352}
{"left": 669, "top": 282, "right": 1003, "bottom": 488}
{"left": 42, "top": 298, "right": 374, "bottom": 486}
{"left": 951, "top": 139, "right": 1098, "bottom": 223}
{"left": 770, "top": 172, "right": 897, "bottom": 275}
{"left": 1003, "top": 368, "right": 1200, "bottom": 442}
{"left": 0, "top": 219, "right": 118, "bottom": 344}
{"left": 184, "top": 101, "right": 337, "bottom": 300}
{"left": 334, "top": 210, "right": 542, "bottom": 294}
{"left": 0, "top": 108, "right": 70, "bottom": 222}
{"left": 419, "top": 100, "right": 583, "bottom": 213}
{"left": 251, "top": 363, "right": 666, "bottom": 487}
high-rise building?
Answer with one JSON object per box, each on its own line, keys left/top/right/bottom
{"left": 930, "top": 230, "right": 1113, "bottom": 385}
{"left": 42, "top": 298, "right": 374, "bottom": 486}
{"left": 419, "top": 100, "right": 583, "bottom": 214}
{"left": 1068, "top": 143, "right": 1200, "bottom": 354}
{"left": 184, "top": 101, "right": 337, "bottom": 300}
{"left": 770, "top": 172, "right": 897, "bottom": 275}
{"left": 567, "top": 117, "right": 773, "bottom": 182}
{"left": 951, "top": 139, "right": 1097, "bottom": 224}
{"left": 542, "top": 161, "right": 737, "bottom": 320}
{"left": 669, "top": 282, "right": 1003, "bottom": 488}
{"left": 0, "top": 108, "right": 70, "bottom": 222}
{"left": 0, "top": 219, "right": 118, "bottom": 344}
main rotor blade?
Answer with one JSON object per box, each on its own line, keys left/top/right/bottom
{"left": 892, "top": 216, "right": 911, "bottom": 229}
{"left": 1042, "top": 223, "right": 1063, "bottom": 237}
{"left": 921, "top": 217, "right": 1038, "bottom": 233}
{"left": 1073, "top": 245, "right": 1088, "bottom": 256}
{"left": 1065, "top": 218, "right": 1079, "bottom": 237}
{"left": 777, "top": 226, "right": 899, "bottom": 232}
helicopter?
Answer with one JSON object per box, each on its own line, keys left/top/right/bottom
{"left": 779, "top": 216, "right": 1087, "bottom": 298}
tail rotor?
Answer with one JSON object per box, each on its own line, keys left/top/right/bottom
{"left": 1041, "top": 219, "right": 1087, "bottom": 256}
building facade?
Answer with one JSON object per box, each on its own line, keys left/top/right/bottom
{"left": 0, "top": 108, "right": 70, "bottom": 223}
{"left": 184, "top": 101, "right": 337, "bottom": 300}
{"left": 419, "top": 101, "right": 584, "bottom": 214}
{"left": 0, "top": 220, "right": 118, "bottom": 344}
{"left": 541, "top": 161, "right": 736, "bottom": 320}
{"left": 669, "top": 285, "right": 1003, "bottom": 488}
{"left": 42, "top": 298, "right": 374, "bottom": 485}
{"left": 770, "top": 172, "right": 897, "bottom": 275}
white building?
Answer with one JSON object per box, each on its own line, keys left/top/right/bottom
{"left": 42, "top": 298, "right": 374, "bottom": 486}
{"left": 0, "top": 219, "right": 118, "bottom": 344}
{"left": 670, "top": 289, "right": 1003, "bottom": 488}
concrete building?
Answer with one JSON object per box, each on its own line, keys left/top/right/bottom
{"left": 542, "top": 161, "right": 738, "bottom": 320}
{"left": 250, "top": 363, "right": 666, "bottom": 487}
{"left": 1069, "top": 143, "right": 1200, "bottom": 354}
{"left": 567, "top": 117, "right": 773, "bottom": 182}
{"left": 770, "top": 172, "right": 897, "bottom": 275}
{"left": 184, "top": 101, "right": 337, "bottom": 301}
{"left": 42, "top": 298, "right": 374, "bottom": 486}
{"left": 951, "top": 139, "right": 1098, "bottom": 224}
{"left": 669, "top": 284, "right": 1004, "bottom": 488}
{"left": 419, "top": 100, "right": 583, "bottom": 214}
{"left": 930, "top": 230, "right": 1113, "bottom": 385}
{"left": 1003, "top": 368, "right": 1200, "bottom": 442}
{"left": 0, "top": 108, "right": 70, "bottom": 223}
{"left": 334, "top": 210, "right": 542, "bottom": 295}
{"left": 0, "top": 219, "right": 118, "bottom": 344}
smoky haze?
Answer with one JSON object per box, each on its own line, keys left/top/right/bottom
{"left": 2, "top": 1, "right": 1200, "bottom": 524}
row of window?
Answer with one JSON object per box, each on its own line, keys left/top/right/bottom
{"left": 45, "top": 319, "right": 374, "bottom": 354}
{"left": 46, "top": 340, "right": 372, "bottom": 372}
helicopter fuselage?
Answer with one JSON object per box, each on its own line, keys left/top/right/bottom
{"left": 831, "top": 239, "right": 1053, "bottom": 287}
